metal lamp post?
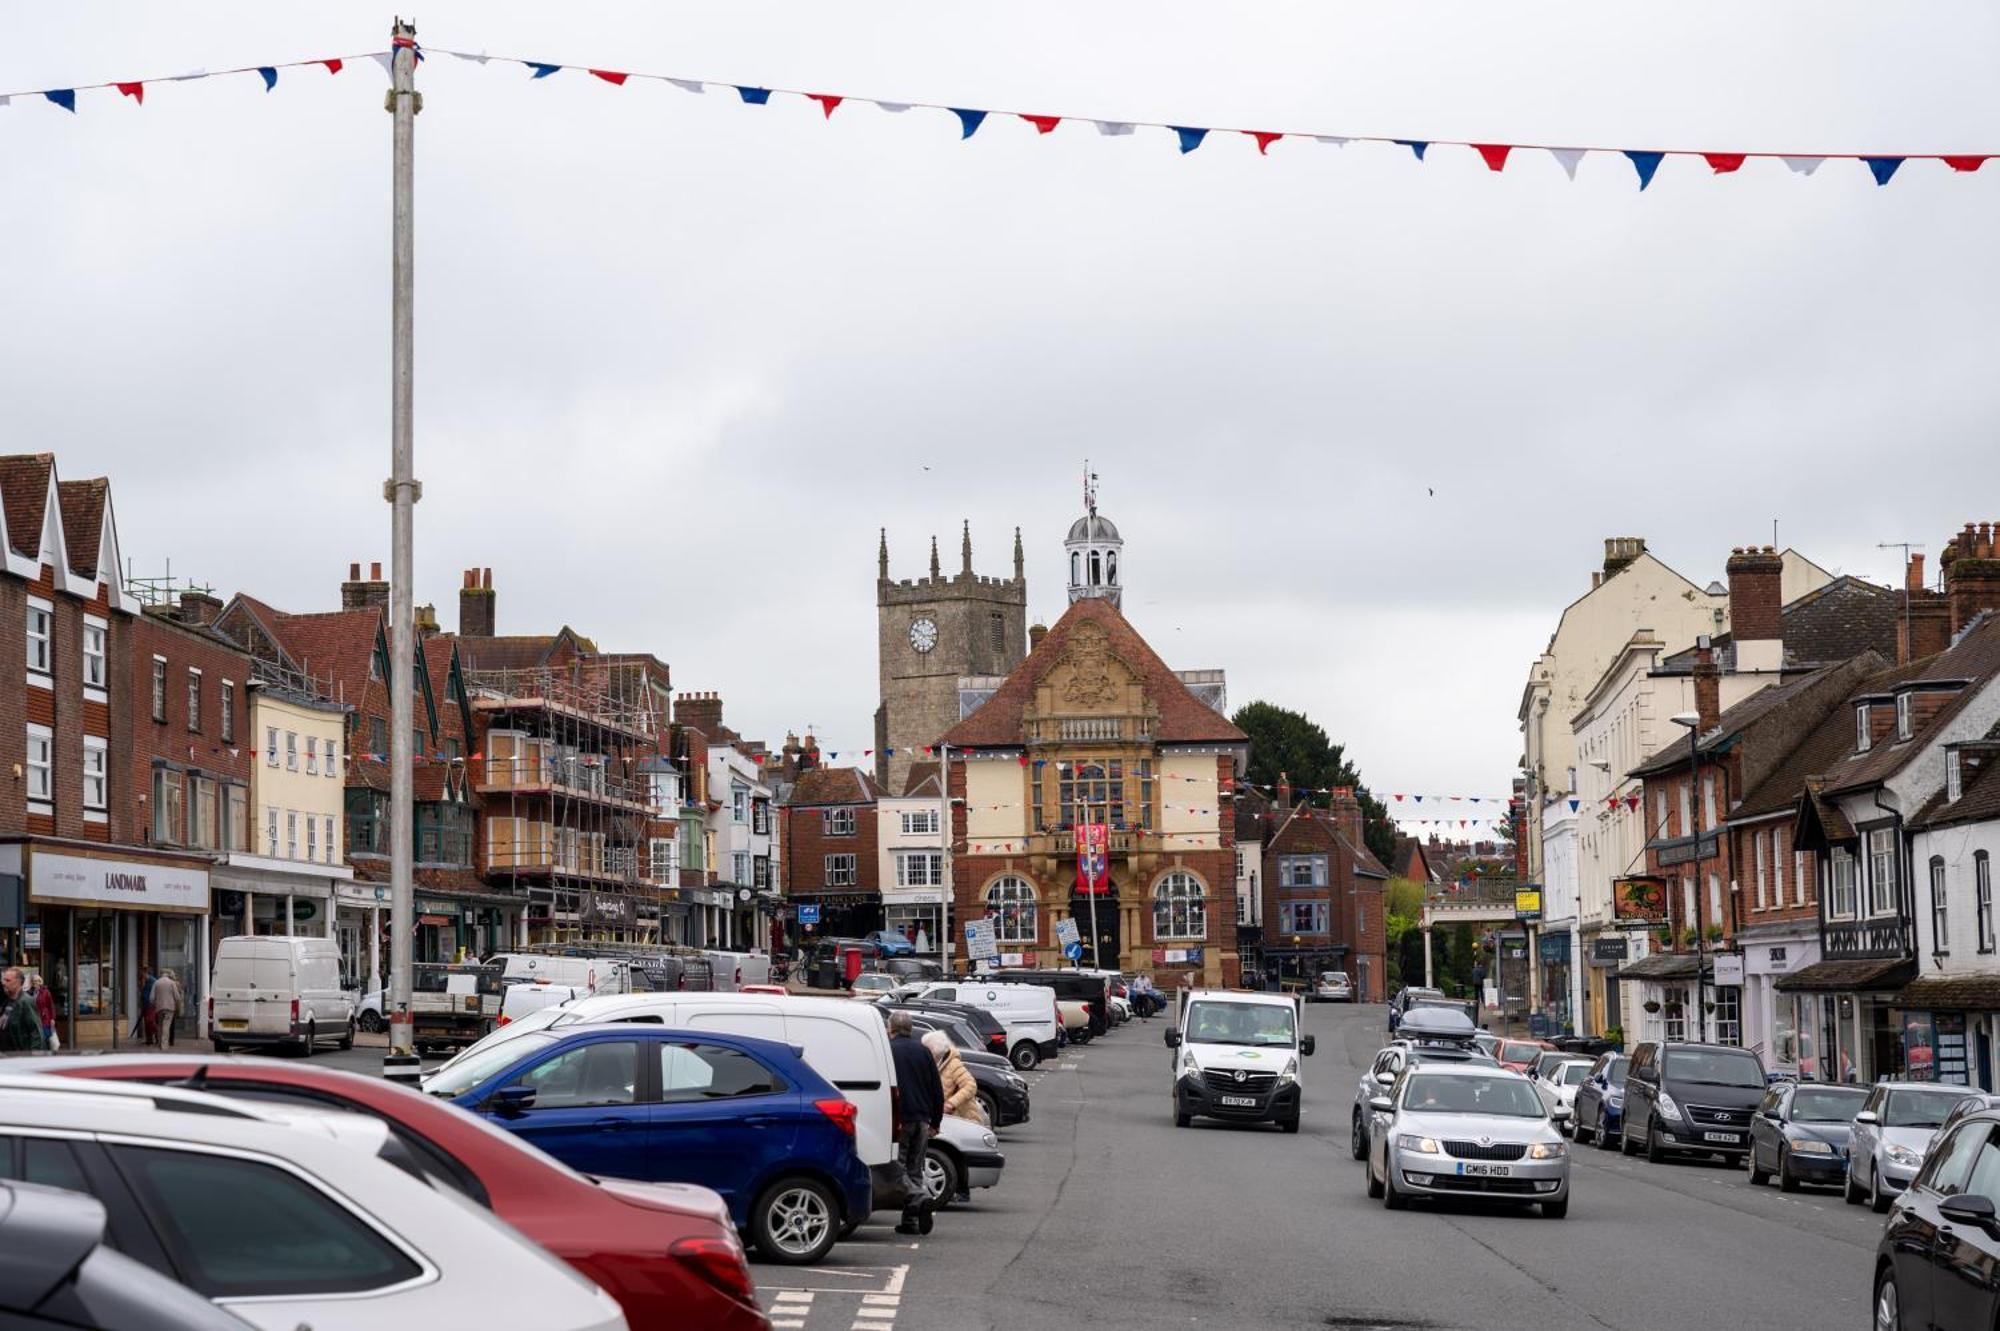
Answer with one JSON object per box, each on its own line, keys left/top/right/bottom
{"left": 1669, "top": 711, "right": 1707, "bottom": 1043}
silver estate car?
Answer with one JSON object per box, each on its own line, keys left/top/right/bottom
{"left": 1364, "top": 1063, "right": 1572, "bottom": 1218}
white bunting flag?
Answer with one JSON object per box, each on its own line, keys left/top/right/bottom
{"left": 665, "top": 78, "right": 705, "bottom": 94}
{"left": 370, "top": 51, "right": 396, "bottom": 78}
{"left": 1093, "top": 120, "right": 1134, "bottom": 136}
{"left": 1781, "top": 155, "right": 1824, "bottom": 176}
{"left": 450, "top": 51, "right": 491, "bottom": 65}
{"left": 874, "top": 101, "right": 912, "bottom": 113}
{"left": 1312, "top": 135, "right": 1351, "bottom": 146}
{"left": 1547, "top": 147, "right": 1587, "bottom": 180}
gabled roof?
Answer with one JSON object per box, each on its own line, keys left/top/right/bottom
{"left": 1910, "top": 726, "right": 2000, "bottom": 831}
{"left": 939, "top": 597, "right": 1248, "bottom": 748}
{"left": 784, "top": 766, "right": 879, "bottom": 807}
{"left": 1821, "top": 616, "right": 2000, "bottom": 797}
{"left": 900, "top": 762, "right": 942, "bottom": 798}
{"left": 263, "top": 608, "right": 386, "bottom": 700}
{"left": 0, "top": 454, "right": 53, "bottom": 558}
{"left": 1731, "top": 656, "right": 1919, "bottom": 821}
{"left": 1234, "top": 786, "right": 1273, "bottom": 843}
{"left": 1658, "top": 576, "right": 1901, "bottom": 673}
{"left": 1633, "top": 653, "right": 1886, "bottom": 782}
{"left": 54, "top": 479, "right": 106, "bottom": 578}
{"left": 457, "top": 628, "right": 593, "bottom": 674}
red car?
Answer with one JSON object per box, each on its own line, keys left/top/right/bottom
{"left": 1495, "top": 1039, "right": 1555, "bottom": 1074}
{"left": 42, "top": 1055, "right": 769, "bottom": 1331}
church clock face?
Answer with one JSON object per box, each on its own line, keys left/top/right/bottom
{"left": 909, "top": 617, "right": 939, "bottom": 654}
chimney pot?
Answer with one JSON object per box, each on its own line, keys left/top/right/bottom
{"left": 370, "top": 561, "right": 382, "bottom": 580}
{"left": 350, "top": 562, "right": 361, "bottom": 580}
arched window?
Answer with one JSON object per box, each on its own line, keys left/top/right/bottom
{"left": 986, "top": 875, "right": 1037, "bottom": 944}
{"left": 1153, "top": 871, "right": 1206, "bottom": 941}
{"left": 1070, "top": 551, "right": 1081, "bottom": 585}
{"left": 1106, "top": 550, "right": 1117, "bottom": 585}
{"left": 1089, "top": 550, "right": 1102, "bottom": 587}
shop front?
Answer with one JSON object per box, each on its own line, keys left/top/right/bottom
{"left": 881, "top": 886, "right": 944, "bottom": 956}
{"left": 1738, "top": 926, "right": 1818, "bottom": 1076}
{"left": 786, "top": 891, "right": 882, "bottom": 950}
{"left": 334, "top": 880, "right": 390, "bottom": 995}
{"left": 1772, "top": 957, "right": 1916, "bottom": 1084}
{"left": 1891, "top": 976, "right": 2000, "bottom": 1093}
{"left": 1583, "top": 932, "right": 1631, "bottom": 1037}
{"left": 1538, "top": 930, "right": 1574, "bottom": 1034}
{"left": 0, "top": 838, "right": 211, "bottom": 1051}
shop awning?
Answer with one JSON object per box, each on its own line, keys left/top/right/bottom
{"left": 1895, "top": 974, "right": 2000, "bottom": 1011}
{"left": 1774, "top": 957, "right": 1916, "bottom": 993}
{"left": 1615, "top": 953, "right": 1706, "bottom": 982}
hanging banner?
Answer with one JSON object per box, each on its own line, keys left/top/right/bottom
{"left": 1076, "top": 823, "right": 1110, "bottom": 895}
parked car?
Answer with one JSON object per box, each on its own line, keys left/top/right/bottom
{"left": 1930, "top": 1092, "right": 2000, "bottom": 1151}
{"left": 0, "top": 1179, "right": 255, "bottom": 1331}
{"left": 36, "top": 1055, "right": 767, "bottom": 1329}
{"left": 982, "top": 969, "right": 1110, "bottom": 1037}
{"left": 208, "top": 934, "right": 355, "bottom": 1055}
{"left": 1570, "top": 1052, "right": 1629, "bottom": 1149}
{"left": 1166, "top": 989, "right": 1315, "bottom": 1133}
{"left": 1620, "top": 1042, "right": 1767, "bottom": 1165}
{"left": 1493, "top": 1039, "right": 1554, "bottom": 1075}
{"left": 863, "top": 930, "right": 916, "bottom": 959}
{"left": 911, "top": 981, "right": 1062, "bottom": 1070}
{"left": 921, "top": 1115, "right": 1007, "bottom": 1209}
{"left": 1313, "top": 972, "right": 1354, "bottom": 1003}
{"left": 883, "top": 998, "right": 1012, "bottom": 1061}
{"left": 1056, "top": 998, "right": 1094, "bottom": 1042}
{"left": 1874, "top": 1105, "right": 2000, "bottom": 1330}
{"left": 850, "top": 972, "right": 901, "bottom": 997}
{"left": 1362, "top": 1063, "right": 1571, "bottom": 1217}
{"left": 1533, "top": 1058, "right": 1595, "bottom": 1129}
{"left": 410, "top": 962, "right": 504, "bottom": 1052}
{"left": 490, "top": 952, "right": 635, "bottom": 995}
{"left": 1745, "top": 1081, "right": 1868, "bottom": 1193}
{"left": 432, "top": 1023, "right": 872, "bottom": 1264}
{"left": 0, "top": 1074, "right": 628, "bottom": 1330}
{"left": 1847, "top": 1081, "right": 1969, "bottom": 1213}
{"left": 888, "top": 1011, "right": 1031, "bottom": 1127}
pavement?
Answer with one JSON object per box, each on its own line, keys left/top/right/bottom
{"left": 318, "top": 1005, "right": 1879, "bottom": 1330}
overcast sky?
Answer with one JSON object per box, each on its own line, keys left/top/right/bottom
{"left": 7, "top": 3, "right": 1999, "bottom": 828}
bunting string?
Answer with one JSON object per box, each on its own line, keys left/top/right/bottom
{"left": 4, "top": 41, "right": 1993, "bottom": 191}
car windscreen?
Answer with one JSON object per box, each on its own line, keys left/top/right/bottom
{"left": 1497, "top": 1041, "right": 1543, "bottom": 1064}
{"left": 1603, "top": 1057, "right": 1630, "bottom": 1087}
{"left": 1558, "top": 1063, "right": 1591, "bottom": 1087}
{"left": 1662, "top": 1049, "right": 1765, "bottom": 1089}
{"left": 1402, "top": 1074, "right": 1545, "bottom": 1118}
{"left": 1184, "top": 1001, "right": 1296, "bottom": 1047}
{"left": 1791, "top": 1087, "right": 1867, "bottom": 1122}
{"left": 423, "top": 1031, "right": 560, "bottom": 1099}
{"left": 1885, "top": 1087, "right": 1970, "bottom": 1128}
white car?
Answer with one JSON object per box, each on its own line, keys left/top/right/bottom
{"left": 1533, "top": 1058, "right": 1596, "bottom": 1129}
{"left": 1314, "top": 972, "right": 1354, "bottom": 1003}
{"left": 850, "top": 972, "right": 901, "bottom": 996}
{"left": 925, "top": 1115, "right": 1007, "bottom": 1207}
{"left": 0, "top": 1075, "right": 627, "bottom": 1331}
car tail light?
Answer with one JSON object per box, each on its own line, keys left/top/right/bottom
{"left": 669, "top": 1236, "right": 758, "bottom": 1309}
{"left": 988, "top": 1032, "right": 1006, "bottom": 1049}
{"left": 815, "top": 1098, "right": 858, "bottom": 1137}
{"left": 289, "top": 999, "right": 300, "bottom": 1027}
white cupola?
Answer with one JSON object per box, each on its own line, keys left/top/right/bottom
{"left": 1065, "top": 465, "right": 1123, "bottom": 608}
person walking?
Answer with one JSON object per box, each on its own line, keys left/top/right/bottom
{"left": 924, "top": 1029, "right": 981, "bottom": 1204}
{"left": 149, "top": 968, "right": 183, "bottom": 1049}
{"left": 0, "top": 968, "right": 47, "bottom": 1053}
{"left": 132, "top": 966, "right": 155, "bottom": 1043}
{"left": 887, "top": 1011, "right": 944, "bottom": 1236}
{"left": 30, "top": 974, "right": 55, "bottom": 1050}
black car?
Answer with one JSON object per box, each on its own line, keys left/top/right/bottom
{"left": 1385, "top": 986, "right": 1449, "bottom": 1034}
{"left": 1571, "top": 1052, "right": 1629, "bottom": 1150}
{"left": 1875, "top": 1108, "right": 2000, "bottom": 1329}
{"left": 883, "top": 998, "right": 1012, "bottom": 1060}
{"left": 1620, "top": 1041, "right": 1767, "bottom": 1164}
{"left": 1746, "top": 1081, "right": 1868, "bottom": 1191}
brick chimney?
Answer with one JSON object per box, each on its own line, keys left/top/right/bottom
{"left": 1603, "top": 537, "right": 1647, "bottom": 579}
{"left": 414, "top": 603, "right": 439, "bottom": 637}
{"left": 674, "top": 690, "right": 725, "bottom": 737}
{"left": 1328, "top": 786, "right": 1364, "bottom": 853}
{"left": 459, "top": 567, "right": 496, "bottom": 638}
{"left": 1944, "top": 522, "right": 2000, "bottom": 636}
{"left": 341, "top": 561, "right": 389, "bottom": 611}
{"left": 1277, "top": 771, "right": 1292, "bottom": 807}
{"left": 1900, "top": 552, "right": 1952, "bottom": 663}
{"left": 1693, "top": 642, "right": 1722, "bottom": 733}
{"left": 177, "top": 589, "right": 222, "bottom": 626}
{"left": 1028, "top": 623, "right": 1048, "bottom": 653}
{"left": 1725, "top": 546, "right": 1786, "bottom": 671}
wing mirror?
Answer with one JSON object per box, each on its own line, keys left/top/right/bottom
{"left": 488, "top": 1084, "right": 537, "bottom": 1117}
{"left": 1375, "top": 1071, "right": 1396, "bottom": 1087}
{"left": 1854, "top": 1110, "right": 1879, "bottom": 1125}
{"left": 1368, "top": 1095, "right": 1393, "bottom": 1113}
{"left": 1164, "top": 1029, "right": 1182, "bottom": 1048}
{"left": 1940, "top": 1195, "right": 2000, "bottom": 1234}
{"left": 1301, "top": 1035, "right": 1315, "bottom": 1056}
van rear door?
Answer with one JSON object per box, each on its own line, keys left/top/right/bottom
{"left": 248, "top": 944, "right": 295, "bottom": 1037}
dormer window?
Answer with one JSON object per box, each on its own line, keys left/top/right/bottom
{"left": 1949, "top": 751, "right": 1964, "bottom": 803}
{"left": 1856, "top": 704, "right": 1873, "bottom": 754}
{"left": 1896, "top": 692, "right": 1913, "bottom": 741}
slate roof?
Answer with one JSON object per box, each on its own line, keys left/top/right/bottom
{"left": 1658, "top": 576, "right": 1901, "bottom": 672}
{"left": 784, "top": 766, "right": 879, "bottom": 807}
{"left": 0, "top": 454, "right": 53, "bottom": 557}
{"left": 55, "top": 479, "right": 105, "bottom": 577}
{"left": 1774, "top": 957, "right": 1916, "bottom": 993}
{"left": 1616, "top": 953, "right": 1706, "bottom": 981}
{"left": 1234, "top": 786, "right": 1273, "bottom": 843}
{"left": 1896, "top": 974, "right": 2000, "bottom": 1011}
{"left": 939, "top": 597, "right": 1248, "bottom": 748}
{"left": 1731, "top": 657, "right": 1921, "bottom": 820}
{"left": 1821, "top": 615, "right": 2000, "bottom": 797}
{"left": 1910, "top": 729, "right": 2000, "bottom": 831}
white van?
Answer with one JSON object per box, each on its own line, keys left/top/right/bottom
{"left": 1164, "top": 988, "right": 1314, "bottom": 1132}
{"left": 209, "top": 935, "right": 355, "bottom": 1054}
{"left": 910, "top": 981, "right": 1061, "bottom": 1070}
{"left": 704, "top": 950, "right": 772, "bottom": 992}
{"left": 498, "top": 981, "right": 584, "bottom": 1027}
{"left": 490, "top": 953, "right": 633, "bottom": 996}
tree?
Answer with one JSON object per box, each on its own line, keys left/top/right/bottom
{"left": 1231, "top": 700, "right": 1399, "bottom": 865}
{"left": 1384, "top": 877, "right": 1427, "bottom": 990}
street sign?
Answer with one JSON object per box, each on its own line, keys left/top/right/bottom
{"left": 1514, "top": 887, "right": 1542, "bottom": 921}
{"left": 796, "top": 905, "right": 821, "bottom": 926}
{"left": 963, "top": 918, "right": 1000, "bottom": 963}
{"left": 1055, "top": 918, "right": 1080, "bottom": 948}
{"left": 1064, "top": 941, "right": 1084, "bottom": 962}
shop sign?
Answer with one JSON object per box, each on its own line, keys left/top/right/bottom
{"left": 1904, "top": 1011, "right": 1937, "bottom": 1083}
{"left": 1538, "top": 932, "right": 1571, "bottom": 963}
{"left": 1712, "top": 953, "right": 1745, "bottom": 987}
{"left": 1159, "top": 947, "right": 1203, "bottom": 965}
{"left": 1514, "top": 888, "right": 1542, "bottom": 921}
{"left": 1612, "top": 876, "right": 1668, "bottom": 924}
{"left": 29, "top": 849, "right": 206, "bottom": 912}
{"left": 336, "top": 882, "right": 390, "bottom": 907}
{"left": 1590, "top": 936, "right": 1629, "bottom": 964}
{"left": 796, "top": 905, "right": 821, "bottom": 925}
{"left": 1656, "top": 833, "right": 1720, "bottom": 868}
{"left": 416, "top": 898, "right": 463, "bottom": 917}
{"left": 583, "top": 892, "right": 633, "bottom": 926}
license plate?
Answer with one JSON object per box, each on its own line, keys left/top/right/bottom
{"left": 218, "top": 1019, "right": 248, "bottom": 1030}
{"left": 1220, "top": 1095, "right": 1258, "bottom": 1107}
{"left": 1457, "top": 1162, "right": 1511, "bottom": 1177}
{"left": 1703, "top": 1131, "right": 1741, "bottom": 1144}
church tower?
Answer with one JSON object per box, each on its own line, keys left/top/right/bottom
{"left": 876, "top": 522, "right": 1028, "bottom": 793}
{"left": 1066, "top": 464, "right": 1124, "bottom": 608}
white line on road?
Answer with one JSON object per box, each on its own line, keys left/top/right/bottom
{"left": 861, "top": 1293, "right": 901, "bottom": 1306}
{"left": 774, "top": 1291, "right": 814, "bottom": 1303}
{"left": 852, "top": 1322, "right": 896, "bottom": 1331}
{"left": 884, "top": 1264, "right": 909, "bottom": 1295}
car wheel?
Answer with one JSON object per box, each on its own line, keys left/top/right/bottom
{"left": 1011, "top": 1042, "right": 1041, "bottom": 1071}
{"left": 300, "top": 1020, "right": 316, "bottom": 1058}
{"left": 922, "top": 1146, "right": 960, "bottom": 1209}
{"left": 210, "top": 1039, "right": 231, "bottom": 1054}
{"left": 1870, "top": 1164, "right": 1891, "bottom": 1214}
{"left": 1382, "top": 1165, "right": 1408, "bottom": 1211}
{"left": 1279, "top": 1112, "right": 1300, "bottom": 1135}
{"left": 1748, "top": 1143, "right": 1771, "bottom": 1187}
{"left": 338, "top": 1019, "right": 355, "bottom": 1052}
{"left": 838, "top": 1217, "right": 865, "bottom": 1241}
{"left": 1541, "top": 1195, "right": 1569, "bottom": 1219}
{"left": 358, "top": 1010, "right": 387, "bottom": 1034}
{"left": 1573, "top": 1113, "right": 1593, "bottom": 1147}
{"left": 1598, "top": 1118, "right": 1619, "bottom": 1152}
{"left": 1365, "top": 1155, "right": 1384, "bottom": 1198}
{"left": 978, "top": 1093, "right": 1000, "bottom": 1127}
{"left": 1350, "top": 1110, "right": 1368, "bottom": 1161}
{"left": 751, "top": 1176, "right": 839, "bottom": 1265}
{"left": 1645, "top": 1120, "right": 1666, "bottom": 1165}
{"left": 1845, "top": 1165, "right": 1864, "bottom": 1205}
{"left": 1778, "top": 1147, "right": 1801, "bottom": 1193}
{"left": 1873, "top": 1265, "right": 1900, "bottom": 1331}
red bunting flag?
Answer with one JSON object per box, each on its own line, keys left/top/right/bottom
{"left": 589, "top": 69, "right": 629, "bottom": 86}
{"left": 809, "top": 93, "right": 843, "bottom": 118}
{"left": 321, "top": 58, "right": 344, "bottom": 75}
{"left": 1248, "top": 131, "right": 1282, "bottom": 155}
{"left": 1703, "top": 152, "right": 1746, "bottom": 174}
{"left": 1021, "top": 114, "right": 1061, "bottom": 135}
{"left": 1473, "top": 143, "right": 1512, "bottom": 172}
{"left": 115, "top": 81, "right": 144, "bottom": 104}
{"left": 1944, "top": 156, "right": 1990, "bottom": 172}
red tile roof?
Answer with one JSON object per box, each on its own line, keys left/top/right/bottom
{"left": 940, "top": 597, "right": 1247, "bottom": 748}
{"left": 785, "top": 766, "right": 879, "bottom": 807}
{"left": 55, "top": 478, "right": 106, "bottom": 577}
{"left": 0, "top": 454, "right": 53, "bottom": 558}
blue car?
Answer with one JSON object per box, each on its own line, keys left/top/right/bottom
{"left": 1572, "top": 1051, "right": 1629, "bottom": 1149}
{"left": 430, "top": 1023, "right": 873, "bottom": 1265}
{"left": 865, "top": 930, "right": 917, "bottom": 958}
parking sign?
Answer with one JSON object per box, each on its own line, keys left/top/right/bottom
{"left": 796, "top": 904, "right": 820, "bottom": 925}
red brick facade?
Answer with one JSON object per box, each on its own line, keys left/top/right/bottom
{"left": 122, "top": 608, "right": 255, "bottom": 854}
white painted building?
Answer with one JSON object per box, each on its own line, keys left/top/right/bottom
{"left": 705, "top": 742, "right": 775, "bottom": 951}
{"left": 878, "top": 767, "right": 949, "bottom": 954}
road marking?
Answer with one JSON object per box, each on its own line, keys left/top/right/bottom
{"left": 862, "top": 1293, "right": 901, "bottom": 1307}
{"left": 771, "top": 1321, "right": 806, "bottom": 1329}
{"left": 774, "top": 1291, "right": 814, "bottom": 1303}
{"left": 853, "top": 1322, "right": 896, "bottom": 1331}
{"left": 884, "top": 1264, "right": 909, "bottom": 1295}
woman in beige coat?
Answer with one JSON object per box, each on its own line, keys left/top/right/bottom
{"left": 922, "top": 1030, "right": 984, "bottom": 1125}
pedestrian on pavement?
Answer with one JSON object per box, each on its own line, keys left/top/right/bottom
{"left": 0, "top": 968, "right": 47, "bottom": 1053}
{"left": 888, "top": 1011, "right": 944, "bottom": 1236}
{"left": 132, "top": 966, "right": 155, "bottom": 1043}
{"left": 924, "top": 1029, "right": 980, "bottom": 1204}
{"left": 149, "top": 968, "right": 183, "bottom": 1049}
{"left": 29, "top": 974, "right": 56, "bottom": 1050}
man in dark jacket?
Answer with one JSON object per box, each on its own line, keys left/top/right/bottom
{"left": 888, "top": 1010, "right": 945, "bottom": 1235}
{"left": 0, "top": 969, "right": 47, "bottom": 1053}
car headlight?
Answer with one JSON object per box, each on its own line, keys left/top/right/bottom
{"left": 1180, "top": 1051, "right": 1201, "bottom": 1078}
{"left": 1528, "top": 1140, "right": 1567, "bottom": 1160}
{"left": 1788, "top": 1138, "right": 1836, "bottom": 1155}
{"left": 1397, "top": 1134, "right": 1442, "bottom": 1155}
{"left": 1655, "top": 1092, "right": 1683, "bottom": 1122}
{"left": 981, "top": 1130, "right": 998, "bottom": 1149}
{"left": 1279, "top": 1058, "right": 1299, "bottom": 1085}
{"left": 1886, "top": 1144, "right": 1923, "bottom": 1167}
